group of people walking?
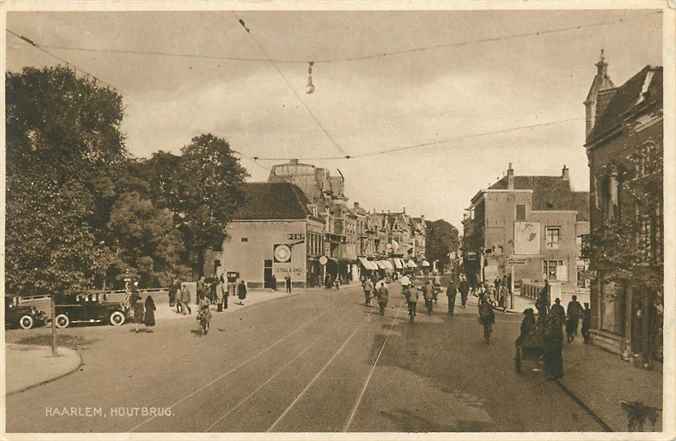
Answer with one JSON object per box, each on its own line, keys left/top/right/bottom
{"left": 361, "top": 276, "right": 390, "bottom": 316}
{"left": 168, "top": 275, "right": 250, "bottom": 317}
{"left": 128, "top": 281, "right": 157, "bottom": 333}
{"left": 517, "top": 281, "right": 593, "bottom": 381}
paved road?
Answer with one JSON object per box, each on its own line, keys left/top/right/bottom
{"left": 5, "top": 284, "right": 605, "bottom": 432}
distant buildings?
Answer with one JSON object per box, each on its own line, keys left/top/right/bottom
{"left": 584, "top": 54, "right": 663, "bottom": 361}
{"left": 462, "top": 163, "right": 589, "bottom": 291}
{"left": 206, "top": 159, "right": 432, "bottom": 287}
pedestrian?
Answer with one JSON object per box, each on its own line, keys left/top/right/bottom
{"left": 543, "top": 313, "right": 564, "bottom": 380}
{"left": 550, "top": 298, "right": 566, "bottom": 323}
{"left": 285, "top": 275, "right": 292, "bottom": 293}
{"left": 131, "top": 282, "right": 144, "bottom": 333}
{"left": 173, "top": 279, "right": 183, "bottom": 314}
{"left": 215, "top": 276, "right": 224, "bottom": 312}
{"left": 209, "top": 277, "right": 218, "bottom": 305}
{"left": 423, "top": 280, "right": 434, "bottom": 316}
{"left": 446, "top": 278, "right": 458, "bottom": 316}
{"left": 271, "top": 274, "right": 277, "bottom": 291}
{"left": 516, "top": 308, "right": 537, "bottom": 346}
{"left": 459, "top": 275, "right": 469, "bottom": 308}
{"left": 168, "top": 278, "right": 177, "bottom": 308}
{"left": 144, "top": 294, "right": 156, "bottom": 332}
{"left": 363, "top": 278, "right": 373, "bottom": 306}
{"left": 405, "top": 283, "right": 419, "bottom": 322}
{"left": 376, "top": 280, "right": 389, "bottom": 316}
{"left": 566, "top": 295, "right": 584, "bottom": 343}
{"left": 237, "top": 279, "right": 247, "bottom": 305}
{"left": 220, "top": 274, "right": 229, "bottom": 310}
{"left": 478, "top": 297, "right": 495, "bottom": 344}
{"left": 536, "top": 280, "right": 550, "bottom": 316}
{"left": 180, "top": 283, "right": 192, "bottom": 315}
{"left": 582, "top": 302, "right": 592, "bottom": 344}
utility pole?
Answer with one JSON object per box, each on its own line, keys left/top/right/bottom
{"left": 50, "top": 291, "right": 58, "bottom": 356}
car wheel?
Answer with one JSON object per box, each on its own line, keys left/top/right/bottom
{"left": 109, "top": 311, "right": 126, "bottom": 326}
{"left": 19, "top": 315, "right": 34, "bottom": 330}
{"left": 54, "top": 314, "right": 70, "bottom": 329}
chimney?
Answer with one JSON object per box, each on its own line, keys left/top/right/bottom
{"left": 507, "top": 162, "right": 515, "bottom": 189}
{"left": 290, "top": 158, "right": 299, "bottom": 165}
{"left": 353, "top": 202, "right": 359, "bottom": 210}
{"left": 562, "top": 165, "right": 570, "bottom": 180}
{"left": 402, "top": 207, "right": 406, "bottom": 214}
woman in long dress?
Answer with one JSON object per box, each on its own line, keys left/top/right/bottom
{"left": 131, "top": 283, "right": 145, "bottom": 333}
{"left": 144, "top": 295, "right": 156, "bottom": 332}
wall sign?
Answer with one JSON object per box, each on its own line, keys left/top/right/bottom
{"left": 274, "top": 244, "right": 292, "bottom": 263}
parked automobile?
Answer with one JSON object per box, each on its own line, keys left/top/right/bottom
{"left": 5, "top": 295, "right": 48, "bottom": 330}
{"left": 53, "top": 292, "right": 129, "bottom": 328}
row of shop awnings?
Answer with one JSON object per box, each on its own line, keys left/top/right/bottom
{"left": 358, "top": 257, "right": 425, "bottom": 271}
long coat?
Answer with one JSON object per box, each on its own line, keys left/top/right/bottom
{"left": 144, "top": 295, "right": 156, "bottom": 327}
{"left": 543, "top": 316, "right": 564, "bottom": 379}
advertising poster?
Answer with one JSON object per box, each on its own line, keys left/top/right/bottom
{"left": 514, "top": 222, "right": 541, "bottom": 255}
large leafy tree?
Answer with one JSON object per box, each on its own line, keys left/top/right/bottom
{"left": 425, "top": 219, "right": 460, "bottom": 270}
{"left": 588, "top": 148, "right": 663, "bottom": 363}
{"left": 144, "top": 134, "right": 249, "bottom": 276}
{"left": 6, "top": 66, "right": 126, "bottom": 294}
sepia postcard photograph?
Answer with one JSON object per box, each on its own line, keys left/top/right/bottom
{"left": 1, "top": 1, "right": 673, "bottom": 438}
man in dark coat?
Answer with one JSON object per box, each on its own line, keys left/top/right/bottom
{"left": 446, "top": 278, "right": 458, "bottom": 316}
{"left": 543, "top": 313, "right": 564, "bottom": 380}
{"left": 536, "top": 280, "right": 550, "bottom": 316}
{"left": 566, "top": 295, "right": 584, "bottom": 343}
{"left": 550, "top": 298, "right": 566, "bottom": 323}
{"left": 458, "top": 276, "right": 469, "bottom": 308}
{"left": 285, "top": 275, "right": 292, "bottom": 293}
{"left": 271, "top": 274, "right": 277, "bottom": 291}
{"left": 237, "top": 280, "right": 247, "bottom": 305}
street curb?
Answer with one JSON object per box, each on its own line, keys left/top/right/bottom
{"left": 6, "top": 345, "right": 83, "bottom": 396}
{"left": 555, "top": 378, "right": 614, "bottom": 432}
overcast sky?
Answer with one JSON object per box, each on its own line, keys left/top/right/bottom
{"left": 6, "top": 10, "right": 662, "bottom": 230}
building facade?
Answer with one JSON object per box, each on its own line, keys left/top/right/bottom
{"left": 205, "top": 182, "right": 324, "bottom": 288}
{"left": 462, "top": 163, "right": 589, "bottom": 290}
{"left": 584, "top": 56, "right": 663, "bottom": 361}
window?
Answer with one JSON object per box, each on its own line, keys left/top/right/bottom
{"left": 241, "top": 237, "right": 248, "bottom": 243}
{"left": 543, "top": 260, "right": 564, "bottom": 281}
{"left": 545, "top": 227, "right": 560, "bottom": 249}
{"left": 516, "top": 204, "right": 526, "bottom": 221}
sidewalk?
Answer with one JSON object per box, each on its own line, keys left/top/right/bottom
{"left": 560, "top": 338, "right": 662, "bottom": 431}
{"left": 151, "top": 288, "right": 301, "bottom": 321}
{"left": 507, "top": 294, "right": 662, "bottom": 431}
{"left": 5, "top": 344, "right": 82, "bottom": 395}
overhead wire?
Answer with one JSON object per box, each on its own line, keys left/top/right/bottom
{"left": 25, "top": 11, "right": 660, "bottom": 65}
{"left": 6, "top": 29, "right": 116, "bottom": 89}
{"left": 232, "top": 12, "right": 348, "bottom": 157}
{"left": 246, "top": 117, "right": 585, "bottom": 162}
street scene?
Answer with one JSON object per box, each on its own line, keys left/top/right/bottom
{"left": 3, "top": 7, "right": 666, "bottom": 435}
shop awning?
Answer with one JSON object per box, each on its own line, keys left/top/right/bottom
{"left": 393, "top": 258, "right": 404, "bottom": 269}
{"left": 359, "top": 257, "right": 378, "bottom": 271}
{"left": 406, "top": 259, "right": 418, "bottom": 268}
{"left": 377, "top": 260, "right": 394, "bottom": 271}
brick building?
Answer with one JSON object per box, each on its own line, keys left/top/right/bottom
{"left": 583, "top": 55, "right": 663, "bottom": 360}
{"left": 462, "top": 163, "right": 589, "bottom": 290}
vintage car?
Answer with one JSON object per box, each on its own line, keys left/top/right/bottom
{"left": 53, "top": 292, "right": 129, "bottom": 328}
{"left": 5, "top": 295, "right": 48, "bottom": 330}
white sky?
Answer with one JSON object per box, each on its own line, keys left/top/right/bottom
{"left": 6, "top": 10, "right": 662, "bottom": 230}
